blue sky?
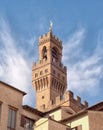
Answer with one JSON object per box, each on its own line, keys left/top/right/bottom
{"left": 0, "top": 0, "right": 103, "bottom": 107}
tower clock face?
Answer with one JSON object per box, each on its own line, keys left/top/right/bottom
{"left": 52, "top": 47, "right": 58, "bottom": 61}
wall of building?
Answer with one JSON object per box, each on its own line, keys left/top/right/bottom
{"left": 34, "top": 118, "right": 49, "bottom": 130}
{"left": 66, "top": 114, "right": 89, "bottom": 130}
{"left": 34, "top": 118, "right": 70, "bottom": 130}
{"left": 61, "top": 107, "right": 74, "bottom": 120}
{"left": 46, "top": 106, "right": 74, "bottom": 121}
{"left": 20, "top": 108, "right": 41, "bottom": 130}
{"left": 0, "top": 82, "right": 41, "bottom": 130}
{"left": 0, "top": 82, "right": 24, "bottom": 130}
{"left": 49, "top": 109, "right": 62, "bottom": 121}
{"left": 88, "top": 111, "right": 103, "bottom": 130}
{"left": 49, "top": 119, "right": 70, "bottom": 130}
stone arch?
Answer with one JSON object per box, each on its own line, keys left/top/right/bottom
{"left": 42, "top": 46, "right": 47, "bottom": 60}
{"left": 52, "top": 47, "right": 59, "bottom": 61}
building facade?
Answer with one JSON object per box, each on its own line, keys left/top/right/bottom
{"left": 61, "top": 101, "right": 103, "bottom": 130}
{"left": 0, "top": 27, "right": 103, "bottom": 130}
{"left": 0, "top": 81, "right": 42, "bottom": 130}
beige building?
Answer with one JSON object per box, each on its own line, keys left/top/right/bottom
{"left": 0, "top": 81, "right": 41, "bottom": 130}
{"left": 0, "top": 27, "right": 103, "bottom": 130}
{"left": 61, "top": 101, "right": 103, "bottom": 130}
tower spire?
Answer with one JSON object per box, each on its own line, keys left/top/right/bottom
{"left": 49, "top": 20, "right": 53, "bottom": 32}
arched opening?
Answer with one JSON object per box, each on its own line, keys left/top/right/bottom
{"left": 42, "top": 46, "right": 47, "bottom": 60}
{"left": 52, "top": 47, "right": 59, "bottom": 61}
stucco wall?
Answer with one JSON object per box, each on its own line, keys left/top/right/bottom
{"left": 66, "top": 114, "right": 89, "bottom": 130}
{"left": 0, "top": 82, "right": 41, "bottom": 130}
{"left": 49, "top": 119, "right": 69, "bottom": 130}
{"left": 49, "top": 109, "right": 62, "bottom": 121}
{"left": 88, "top": 111, "right": 103, "bottom": 130}
{"left": 34, "top": 118, "right": 49, "bottom": 130}
{"left": 0, "top": 83, "right": 24, "bottom": 130}
{"left": 34, "top": 118, "right": 70, "bottom": 130}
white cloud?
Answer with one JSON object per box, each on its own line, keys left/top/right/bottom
{"left": 63, "top": 27, "right": 103, "bottom": 96}
{"left": 0, "top": 18, "right": 36, "bottom": 106}
{"left": 0, "top": 17, "right": 103, "bottom": 106}
{"left": 63, "top": 27, "right": 85, "bottom": 61}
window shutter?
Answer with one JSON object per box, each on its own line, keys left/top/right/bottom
{"left": 21, "top": 115, "right": 25, "bottom": 127}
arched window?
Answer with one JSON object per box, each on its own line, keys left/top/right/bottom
{"left": 42, "top": 46, "right": 47, "bottom": 60}
{"left": 52, "top": 47, "right": 58, "bottom": 61}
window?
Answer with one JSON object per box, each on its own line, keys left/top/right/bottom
{"left": 35, "top": 73, "right": 38, "bottom": 78}
{"left": 45, "top": 69, "right": 48, "bottom": 73}
{"left": 58, "top": 73, "right": 60, "bottom": 78}
{"left": 62, "top": 76, "right": 65, "bottom": 81}
{"left": 7, "top": 107, "right": 17, "bottom": 130}
{"left": 42, "top": 96, "right": 44, "bottom": 99}
{"left": 42, "top": 104, "right": 45, "bottom": 109}
{"left": 51, "top": 99, "right": 55, "bottom": 105}
{"left": 42, "top": 46, "right": 47, "bottom": 60}
{"left": 40, "top": 71, "right": 43, "bottom": 75}
{"left": 53, "top": 70, "right": 55, "bottom": 74}
{"left": 52, "top": 47, "right": 58, "bottom": 61}
{"left": 21, "top": 115, "right": 34, "bottom": 130}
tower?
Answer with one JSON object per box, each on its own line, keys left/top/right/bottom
{"left": 32, "top": 25, "right": 67, "bottom": 111}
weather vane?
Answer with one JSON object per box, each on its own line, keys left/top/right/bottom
{"left": 49, "top": 20, "right": 53, "bottom": 32}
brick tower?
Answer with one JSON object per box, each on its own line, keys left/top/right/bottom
{"left": 32, "top": 25, "right": 67, "bottom": 111}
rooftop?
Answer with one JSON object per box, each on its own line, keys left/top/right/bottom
{"left": 0, "top": 80, "right": 26, "bottom": 95}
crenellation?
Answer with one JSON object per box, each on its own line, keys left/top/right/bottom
{"left": 55, "top": 96, "right": 64, "bottom": 106}
{"left": 64, "top": 66, "right": 67, "bottom": 71}
{"left": 52, "top": 34, "right": 55, "bottom": 38}
{"left": 63, "top": 91, "right": 88, "bottom": 109}
{"left": 55, "top": 36, "right": 58, "bottom": 41}
{"left": 83, "top": 101, "right": 88, "bottom": 107}
{"left": 38, "top": 90, "right": 88, "bottom": 112}
{"left": 33, "top": 59, "right": 66, "bottom": 73}
{"left": 52, "top": 60, "right": 67, "bottom": 72}
{"left": 65, "top": 90, "right": 74, "bottom": 100}
{"left": 76, "top": 96, "right": 81, "bottom": 104}
{"left": 44, "top": 33, "right": 47, "bottom": 36}
{"left": 39, "top": 31, "right": 62, "bottom": 46}
{"left": 59, "top": 39, "right": 62, "bottom": 43}
{"left": 32, "top": 59, "right": 48, "bottom": 68}
{"left": 39, "top": 35, "right": 43, "bottom": 39}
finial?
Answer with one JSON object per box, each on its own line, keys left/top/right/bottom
{"left": 49, "top": 20, "right": 53, "bottom": 32}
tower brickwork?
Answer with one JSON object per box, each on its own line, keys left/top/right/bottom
{"left": 32, "top": 31, "right": 67, "bottom": 111}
